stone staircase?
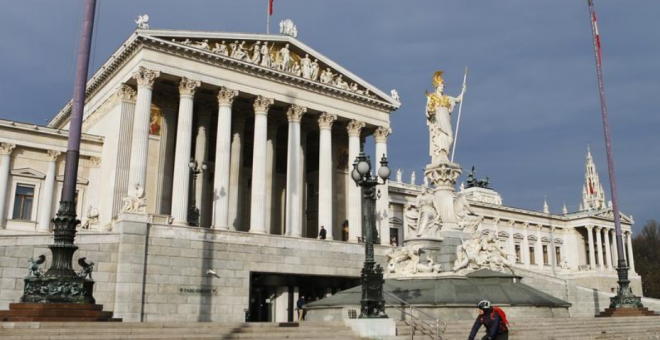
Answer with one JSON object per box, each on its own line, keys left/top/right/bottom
{"left": 391, "top": 316, "right": 660, "bottom": 340}
{"left": 0, "top": 321, "right": 368, "bottom": 340}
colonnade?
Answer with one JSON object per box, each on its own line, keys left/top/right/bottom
{"left": 125, "top": 66, "right": 390, "bottom": 241}
{"left": 585, "top": 225, "right": 635, "bottom": 272}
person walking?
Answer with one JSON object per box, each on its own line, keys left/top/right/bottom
{"left": 296, "top": 295, "right": 306, "bottom": 322}
{"left": 467, "top": 300, "right": 509, "bottom": 340}
{"left": 318, "top": 226, "right": 327, "bottom": 240}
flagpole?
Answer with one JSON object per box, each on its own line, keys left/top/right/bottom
{"left": 587, "top": 0, "right": 641, "bottom": 312}
{"left": 266, "top": 0, "right": 270, "bottom": 34}
{"left": 450, "top": 66, "right": 468, "bottom": 163}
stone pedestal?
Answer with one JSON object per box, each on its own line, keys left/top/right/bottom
{"left": 0, "top": 303, "right": 119, "bottom": 322}
{"left": 113, "top": 212, "right": 149, "bottom": 321}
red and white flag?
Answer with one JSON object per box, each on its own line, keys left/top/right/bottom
{"left": 269, "top": 0, "right": 274, "bottom": 16}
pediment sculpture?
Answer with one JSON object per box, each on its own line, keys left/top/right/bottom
{"left": 168, "top": 37, "right": 379, "bottom": 99}
{"left": 121, "top": 184, "right": 147, "bottom": 213}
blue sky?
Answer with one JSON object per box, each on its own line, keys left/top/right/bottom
{"left": 1, "top": 1, "right": 658, "bottom": 232}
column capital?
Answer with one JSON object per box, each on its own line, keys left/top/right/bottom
{"left": 253, "top": 95, "right": 274, "bottom": 113}
{"left": 179, "top": 77, "right": 201, "bottom": 97}
{"left": 594, "top": 225, "right": 602, "bottom": 231}
{"left": 318, "top": 112, "right": 337, "bottom": 130}
{"left": 217, "top": 87, "right": 239, "bottom": 106}
{"left": 46, "top": 150, "right": 61, "bottom": 161}
{"left": 373, "top": 126, "right": 392, "bottom": 143}
{"left": 346, "top": 119, "right": 365, "bottom": 137}
{"left": 585, "top": 224, "right": 594, "bottom": 231}
{"left": 132, "top": 66, "right": 160, "bottom": 88}
{"left": 90, "top": 156, "right": 102, "bottom": 167}
{"left": 286, "top": 105, "right": 307, "bottom": 123}
{"left": 0, "top": 143, "right": 16, "bottom": 155}
{"left": 117, "top": 84, "right": 137, "bottom": 101}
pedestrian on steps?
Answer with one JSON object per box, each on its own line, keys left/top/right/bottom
{"left": 467, "top": 300, "right": 509, "bottom": 340}
{"left": 297, "top": 296, "right": 306, "bottom": 322}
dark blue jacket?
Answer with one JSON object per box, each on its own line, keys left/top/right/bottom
{"left": 296, "top": 298, "right": 305, "bottom": 309}
{"left": 468, "top": 309, "right": 506, "bottom": 340}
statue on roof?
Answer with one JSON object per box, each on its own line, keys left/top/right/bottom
{"left": 249, "top": 41, "right": 261, "bottom": 64}
{"left": 319, "top": 68, "right": 334, "bottom": 84}
{"left": 426, "top": 71, "right": 465, "bottom": 164}
{"left": 391, "top": 89, "right": 400, "bottom": 102}
{"left": 135, "top": 15, "right": 149, "bottom": 29}
{"left": 466, "top": 166, "right": 492, "bottom": 189}
{"left": 212, "top": 41, "right": 229, "bottom": 56}
{"left": 192, "top": 39, "right": 210, "bottom": 50}
{"left": 260, "top": 42, "right": 272, "bottom": 67}
{"left": 277, "top": 43, "right": 292, "bottom": 72}
{"left": 279, "top": 19, "right": 298, "bottom": 38}
{"left": 310, "top": 59, "right": 320, "bottom": 81}
{"left": 300, "top": 54, "right": 312, "bottom": 79}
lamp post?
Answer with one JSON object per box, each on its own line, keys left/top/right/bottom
{"left": 188, "top": 159, "right": 207, "bottom": 227}
{"left": 351, "top": 151, "right": 390, "bottom": 319}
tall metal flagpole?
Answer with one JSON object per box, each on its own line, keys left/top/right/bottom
{"left": 450, "top": 67, "right": 468, "bottom": 163}
{"left": 586, "top": 0, "right": 641, "bottom": 311}
{"left": 266, "top": 0, "right": 271, "bottom": 34}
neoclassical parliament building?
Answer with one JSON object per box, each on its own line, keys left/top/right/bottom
{"left": 0, "top": 26, "right": 645, "bottom": 322}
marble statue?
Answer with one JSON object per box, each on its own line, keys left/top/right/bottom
{"left": 386, "top": 245, "right": 441, "bottom": 277}
{"left": 181, "top": 38, "right": 192, "bottom": 45}
{"left": 453, "top": 232, "right": 514, "bottom": 274}
{"left": 249, "top": 41, "right": 261, "bottom": 64}
{"left": 410, "top": 171, "right": 416, "bottom": 185}
{"left": 454, "top": 193, "right": 480, "bottom": 230}
{"left": 334, "top": 75, "right": 349, "bottom": 89}
{"left": 233, "top": 41, "right": 248, "bottom": 60}
{"left": 310, "top": 59, "right": 320, "bottom": 81}
{"left": 291, "top": 61, "right": 302, "bottom": 77}
{"left": 278, "top": 44, "right": 291, "bottom": 72}
{"left": 425, "top": 71, "right": 466, "bottom": 164}
{"left": 350, "top": 83, "right": 364, "bottom": 95}
{"left": 391, "top": 89, "right": 400, "bottom": 102}
{"left": 192, "top": 39, "right": 210, "bottom": 50}
{"left": 260, "top": 42, "right": 272, "bottom": 67}
{"left": 122, "top": 184, "right": 147, "bottom": 213}
{"left": 81, "top": 205, "right": 99, "bottom": 230}
{"left": 319, "top": 68, "right": 334, "bottom": 84}
{"left": 229, "top": 41, "right": 239, "bottom": 58}
{"left": 135, "top": 14, "right": 149, "bottom": 29}
{"left": 414, "top": 188, "right": 441, "bottom": 237}
{"left": 396, "top": 169, "right": 403, "bottom": 182}
{"left": 279, "top": 19, "right": 298, "bottom": 38}
{"left": 423, "top": 176, "right": 429, "bottom": 187}
{"left": 212, "top": 41, "right": 229, "bottom": 56}
{"left": 300, "top": 54, "right": 312, "bottom": 79}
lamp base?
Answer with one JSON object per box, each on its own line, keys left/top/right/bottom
{"left": 0, "top": 303, "right": 119, "bottom": 322}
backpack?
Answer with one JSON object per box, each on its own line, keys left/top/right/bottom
{"left": 491, "top": 307, "right": 509, "bottom": 332}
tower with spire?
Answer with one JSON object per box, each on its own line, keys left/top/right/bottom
{"left": 581, "top": 145, "right": 606, "bottom": 211}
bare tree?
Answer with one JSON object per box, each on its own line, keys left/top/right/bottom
{"left": 633, "top": 220, "right": 660, "bottom": 298}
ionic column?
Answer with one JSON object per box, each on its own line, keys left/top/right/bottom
{"left": 536, "top": 225, "right": 543, "bottom": 269}
{"left": 521, "top": 223, "right": 530, "bottom": 268}
{"left": 194, "top": 111, "right": 211, "bottom": 227}
{"left": 300, "top": 129, "right": 309, "bottom": 236}
{"left": 626, "top": 231, "right": 636, "bottom": 273}
{"left": 112, "top": 85, "right": 137, "bottom": 217}
{"left": 170, "top": 78, "right": 201, "bottom": 224}
{"left": 128, "top": 67, "right": 160, "bottom": 197}
{"left": 347, "top": 120, "right": 365, "bottom": 243}
{"left": 603, "top": 227, "right": 613, "bottom": 270}
{"left": 265, "top": 122, "right": 279, "bottom": 234}
{"left": 374, "top": 126, "right": 391, "bottom": 245}
{"left": 586, "top": 225, "right": 596, "bottom": 270}
{"left": 37, "top": 150, "right": 60, "bottom": 232}
{"left": 611, "top": 229, "right": 619, "bottom": 266}
{"left": 0, "top": 143, "right": 16, "bottom": 228}
{"left": 211, "top": 87, "right": 238, "bottom": 229}
{"left": 317, "top": 113, "right": 336, "bottom": 240}
{"left": 227, "top": 115, "right": 246, "bottom": 231}
{"left": 285, "top": 105, "right": 307, "bottom": 237}
{"left": 595, "top": 226, "right": 604, "bottom": 270}
{"left": 249, "top": 96, "right": 274, "bottom": 234}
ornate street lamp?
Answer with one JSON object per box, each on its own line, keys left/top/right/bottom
{"left": 188, "top": 159, "right": 207, "bottom": 226}
{"left": 351, "top": 151, "right": 390, "bottom": 319}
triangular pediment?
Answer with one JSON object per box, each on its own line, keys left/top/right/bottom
{"left": 140, "top": 29, "right": 400, "bottom": 106}
{"left": 11, "top": 168, "right": 45, "bottom": 179}
{"left": 56, "top": 175, "right": 89, "bottom": 185}
{"left": 592, "top": 208, "right": 633, "bottom": 224}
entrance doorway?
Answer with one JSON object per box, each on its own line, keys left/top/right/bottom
{"left": 248, "top": 272, "right": 359, "bottom": 322}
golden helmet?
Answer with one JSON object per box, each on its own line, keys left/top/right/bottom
{"left": 432, "top": 71, "right": 445, "bottom": 87}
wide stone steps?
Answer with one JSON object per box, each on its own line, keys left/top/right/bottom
{"left": 0, "top": 321, "right": 368, "bottom": 340}
{"left": 393, "top": 316, "right": 660, "bottom": 340}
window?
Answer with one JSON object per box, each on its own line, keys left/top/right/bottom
{"left": 529, "top": 246, "right": 536, "bottom": 265}
{"left": 555, "top": 246, "right": 562, "bottom": 264}
{"left": 12, "top": 185, "right": 35, "bottom": 220}
{"left": 515, "top": 244, "right": 522, "bottom": 263}
{"left": 543, "top": 245, "right": 549, "bottom": 265}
